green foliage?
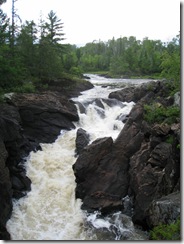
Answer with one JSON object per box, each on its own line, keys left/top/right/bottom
{"left": 69, "top": 66, "right": 83, "bottom": 77}
{"left": 77, "top": 34, "right": 180, "bottom": 80}
{"left": 160, "top": 34, "right": 180, "bottom": 83}
{"left": 144, "top": 103, "right": 180, "bottom": 125}
{"left": 150, "top": 219, "right": 180, "bottom": 240}
{"left": 165, "top": 135, "right": 175, "bottom": 144}
{"left": 0, "top": 4, "right": 180, "bottom": 95}
{"left": 13, "top": 81, "right": 36, "bottom": 93}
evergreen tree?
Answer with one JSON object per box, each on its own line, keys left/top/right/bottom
{"left": 37, "top": 11, "right": 65, "bottom": 81}
{"left": 16, "top": 20, "right": 38, "bottom": 77}
{"left": 45, "top": 10, "right": 65, "bottom": 44}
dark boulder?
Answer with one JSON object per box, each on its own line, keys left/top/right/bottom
{"left": 73, "top": 103, "right": 145, "bottom": 213}
{"left": 109, "top": 85, "right": 146, "bottom": 103}
{"left": 75, "top": 128, "right": 90, "bottom": 155}
{"left": 148, "top": 142, "right": 172, "bottom": 168}
{"left": 129, "top": 139, "right": 180, "bottom": 228}
{"left": 73, "top": 137, "right": 127, "bottom": 212}
{"left": 0, "top": 91, "right": 81, "bottom": 239}
{"left": 147, "top": 192, "right": 180, "bottom": 227}
{"left": 109, "top": 80, "right": 175, "bottom": 106}
{"left": 8, "top": 92, "right": 79, "bottom": 144}
{"left": 0, "top": 139, "right": 12, "bottom": 240}
{"left": 73, "top": 97, "right": 180, "bottom": 229}
{"left": 40, "top": 78, "right": 94, "bottom": 98}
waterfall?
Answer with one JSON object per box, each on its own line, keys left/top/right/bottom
{"left": 6, "top": 75, "right": 151, "bottom": 240}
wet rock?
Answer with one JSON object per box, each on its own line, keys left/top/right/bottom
{"left": 73, "top": 104, "right": 145, "bottom": 213}
{"left": 174, "top": 91, "right": 180, "bottom": 106}
{"left": 151, "top": 124, "right": 171, "bottom": 137}
{"left": 148, "top": 192, "right": 180, "bottom": 227}
{"left": 109, "top": 80, "right": 175, "bottom": 107}
{"left": 109, "top": 86, "right": 139, "bottom": 103}
{"left": 94, "top": 99, "right": 105, "bottom": 109}
{"left": 73, "top": 136, "right": 129, "bottom": 211}
{"left": 116, "top": 113, "right": 129, "bottom": 123}
{"left": 148, "top": 142, "right": 172, "bottom": 168}
{"left": 42, "top": 78, "right": 94, "bottom": 98}
{"left": 0, "top": 225, "right": 11, "bottom": 240}
{"left": 75, "top": 101, "right": 86, "bottom": 114}
{"left": 75, "top": 128, "right": 90, "bottom": 155}
{"left": 0, "top": 139, "right": 12, "bottom": 240}
{"left": 82, "top": 191, "right": 124, "bottom": 214}
{"left": 102, "top": 98, "right": 125, "bottom": 108}
{"left": 114, "top": 104, "right": 144, "bottom": 158}
{"left": 9, "top": 92, "right": 79, "bottom": 144}
{"left": 149, "top": 136, "right": 162, "bottom": 149}
{"left": 129, "top": 139, "right": 179, "bottom": 228}
{"left": 171, "top": 123, "right": 180, "bottom": 142}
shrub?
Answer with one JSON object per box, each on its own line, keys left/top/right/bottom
{"left": 150, "top": 219, "right": 180, "bottom": 240}
{"left": 144, "top": 103, "right": 180, "bottom": 125}
{"left": 14, "top": 82, "right": 36, "bottom": 93}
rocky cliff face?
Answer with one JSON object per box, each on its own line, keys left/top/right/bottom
{"left": 73, "top": 80, "right": 180, "bottom": 230}
{"left": 0, "top": 91, "right": 80, "bottom": 239}
{"left": 0, "top": 79, "right": 180, "bottom": 239}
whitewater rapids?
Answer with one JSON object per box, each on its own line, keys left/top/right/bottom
{"left": 6, "top": 75, "right": 151, "bottom": 240}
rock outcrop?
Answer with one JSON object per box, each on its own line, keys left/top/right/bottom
{"left": 8, "top": 92, "right": 79, "bottom": 144}
{"left": 73, "top": 104, "right": 145, "bottom": 213}
{"left": 0, "top": 89, "right": 86, "bottom": 239}
{"left": 0, "top": 103, "right": 33, "bottom": 239}
{"left": 73, "top": 80, "right": 180, "bottom": 230}
{"left": 109, "top": 80, "right": 174, "bottom": 106}
{"left": 75, "top": 128, "right": 90, "bottom": 155}
{"left": 147, "top": 191, "right": 180, "bottom": 227}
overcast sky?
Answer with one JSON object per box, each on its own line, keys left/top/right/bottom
{"left": 1, "top": 0, "right": 181, "bottom": 45}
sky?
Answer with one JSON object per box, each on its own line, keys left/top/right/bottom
{"left": 1, "top": 0, "right": 181, "bottom": 46}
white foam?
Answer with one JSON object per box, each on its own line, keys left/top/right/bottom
{"left": 6, "top": 76, "right": 144, "bottom": 240}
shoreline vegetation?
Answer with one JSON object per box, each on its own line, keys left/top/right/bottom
{"left": 0, "top": 1, "right": 180, "bottom": 98}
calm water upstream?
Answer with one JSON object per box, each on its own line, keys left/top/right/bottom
{"left": 6, "top": 74, "right": 153, "bottom": 240}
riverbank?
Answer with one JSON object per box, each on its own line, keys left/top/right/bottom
{"left": 0, "top": 77, "right": 94, "bottom": 240}
{"left": 73, "top": 79, "right": 180, "bottom": 233}
{"left": 0, "top": 76, "right": 180, "bottom": 240}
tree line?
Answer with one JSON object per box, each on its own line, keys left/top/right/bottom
{"left": 0, "top": 0, "right": 72, "bottom": 93}
{"left": 0, "top": 0, "right": 180, "bottom": 95}
{"left": 76, "top": 35, "right": 180, "bottom": 80}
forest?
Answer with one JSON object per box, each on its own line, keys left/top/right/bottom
{"left": 0, "top": 0, "right": 180, "bottom": 95}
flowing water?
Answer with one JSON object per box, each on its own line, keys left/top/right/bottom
{"left": 6, "top": 74, "right": 153, "bottom": 240}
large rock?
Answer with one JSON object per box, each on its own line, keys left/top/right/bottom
{"left": 109, "top": 85, "right": 148, "bottom": 103}
{"left": 73, "top": 98, "right": 180, "bottom": 229}
{"left": 73, "top": 103, "right": 145, "bottom": 213}
{"left": 0, "top": 103, "right": 33, "bottom": 239}
{"left": 73, "top": 136, "right": 128, "bottom": 212}
{"left": 0, "top": 91, "right": 81, "bottom": 239}
{"left": 0, "top": 139, "right": 12, "bottom": 240}
{"left": 75, "top": 128, "right": 90, "bottom": 155}
{"left": 129, "top": 139, "right": 180, "bottom": 228}
{"left": 109, "top": 80, "right": 174, "bottom": 106}
{"left": 147, "top": 192, "right": 180, "bottom": 227}
{"left": 8, "top": 92, "right": 79, "bottom": 144}
{"left": 43, "top": 78, "right": 94, "bottom": 98}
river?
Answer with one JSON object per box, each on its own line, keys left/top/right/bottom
{"left": 6, "top": 74, "right": 153, "bottom": 240}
